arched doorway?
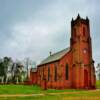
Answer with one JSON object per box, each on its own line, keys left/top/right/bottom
{"left": 84, "top": 70, "right": 88, "bottom": 88}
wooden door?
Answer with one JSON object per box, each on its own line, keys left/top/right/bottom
{"left": 84, "top": 70, "right": 88, "bottom": 88}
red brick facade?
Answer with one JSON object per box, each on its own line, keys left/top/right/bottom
{"left": 30, "top": 68, "right": 37, "bottom": 84}
{"left": 30, "top": 15, "right": 96, "bottom": 89}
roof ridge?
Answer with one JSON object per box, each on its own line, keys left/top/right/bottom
{"left": 38, "top": 47, "right": 70, "bottom": 66}
{"left": 50, "top": 47, "right": 69, "bottom": 56}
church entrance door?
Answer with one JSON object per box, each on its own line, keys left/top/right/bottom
{"left": 84, "top": 70, "right": 88, "bottom": 88}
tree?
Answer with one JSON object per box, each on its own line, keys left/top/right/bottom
{"left": 0, "top": 62, "right": 5, "bottom": 76}
{"left": 23, "top": 58, "right": 35, "bottom": 81}
{"left": 0, "top": 57, "right": 27, "bottom": 84}
{"left": 0, "top": 57, "right": 13, "bottom": 83}
{"left": 0, "top": 60, "right": 5, "bottom": 83}
{"left": 96, "top": 63, "right": 100, "bottom": 80}
{"left": 14, "top": 62, "right": 26, "bottom": 84}
{"left": 3, "top": 57, "right": 13, "bottom": 83}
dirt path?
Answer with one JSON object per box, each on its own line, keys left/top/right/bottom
{"left": 0, "top": 89, "right": 100, "bottom": 97}
{"left": 0, "top": 94, "right": 45, "bottom": 97}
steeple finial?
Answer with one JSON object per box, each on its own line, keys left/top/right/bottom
{"left": 86, "top": 16, "right": 89, "bottom": 20}
{"left": 86, "top": 16, "right": 89, "bottom": 23}
{"left": 77, "top": 13, "right": 80, "bottom": 19}
{"left": 71, "top": 17, "right": 73, "bottom": 22}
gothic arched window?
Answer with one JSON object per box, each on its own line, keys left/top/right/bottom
{"left": 83, "top": 27, "right": 86, "bottom": 36}
{"left": 54, "top": 65, "right": 57, "bottom": 81}
{"left": 48, "top": 66, "right": 50, "bottom": 81}
{"left": 66, "top": 64, "right": 69, "bottom": 80}
{"left": 74, "top": 28, "right": 76, "bottom": 37}
{"left": 43, "top": 67, "right": 44, "bottom": 80}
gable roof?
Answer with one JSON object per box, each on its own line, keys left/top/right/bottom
{"left": 31, "top": 68, "right": 37, "bottom": 72}
{"left": 38, "top": 47, "right": 70, "bottom": 66}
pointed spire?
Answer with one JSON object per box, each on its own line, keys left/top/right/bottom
{"left": 71, "top": 17, "right": 73, "bottom": 22}
{"left": 86, "top": 16, "right": 89, "bottom": 23}
{"left": 77, "top": 13, "right": 80, "bottom": 19}
{"left": 86, "top": 16, "right": 89, "bottom": 20}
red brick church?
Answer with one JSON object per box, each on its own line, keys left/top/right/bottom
{"left": 30, "top": 15, "right": 96, "bottom": 89}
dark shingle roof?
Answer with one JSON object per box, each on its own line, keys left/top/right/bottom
{"left": 39, "top": 47, "right": 70, "bottom": 66}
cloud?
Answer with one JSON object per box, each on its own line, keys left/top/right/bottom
{"left": 1, "top": 18, "right": 68, "bottom": 63}
{"left": 0, "top": 0, "right": 100, "bottom": 65}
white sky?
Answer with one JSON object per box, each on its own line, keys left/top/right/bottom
{"left": 0, "top": 0, "right": 99, "bottom": 66}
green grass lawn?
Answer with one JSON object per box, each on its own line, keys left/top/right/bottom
{"left": 96, "top": 80, "right": 100, "bottom": 88}
{"left": 0, "top": 85, "right": 45, "bottom": 94}
{"left": 0, "top": 84, "right": 84, "bottom": 94}
{"left": 0, "top": 80, "right": 100, "bottom": 94}
{"left": 0, "top": 81, "right": 100, "bottom": 100}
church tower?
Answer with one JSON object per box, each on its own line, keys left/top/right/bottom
{"left": 70, "top": 14, "right": 96, "bottom": 89}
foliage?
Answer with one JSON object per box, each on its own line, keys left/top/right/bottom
{"left": 0, "top": 57, "right": 12, "bottom": 76}
{"left": 0, "top": 57, "right": 26, "bottom": 83}
{"left": 14, "top": 63, "right": 26, "bottom": 83}
{"left": 0, "top": 62, "right": 5, "bottom": 76}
